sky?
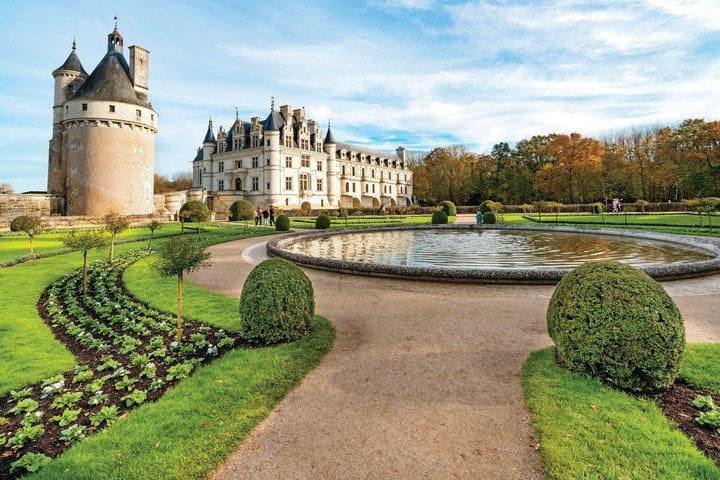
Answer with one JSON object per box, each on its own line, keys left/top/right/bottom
{"left": 1, "top": 0, "right": 719, "bottom": 193}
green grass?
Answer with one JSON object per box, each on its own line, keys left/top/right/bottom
{"left": 523, "top": 345, "right": 720, "bottom": 479}
{"left": 525, "top": 212, "right": 720, "bottom": 234}
{"left": 0, "top": 223, "right": 186, "bottom": 264}
{"left": 288, "top": 214, "right": 437, "bottom": 228}
{"left": 29, "top": 316, "right": 334, "bottom": 480}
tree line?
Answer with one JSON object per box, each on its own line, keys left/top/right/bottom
{"left": 412, "top": 118, "right": 720, "bottom": 206}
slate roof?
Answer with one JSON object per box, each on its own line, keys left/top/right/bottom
{"left": 72, "top": 52, "right": 148, "bottom": 107}
{"left": 53, "top": 48, "right": 88, "bottom": 76}
{"left": 335, "top": 140, "right": 401, "bottom": 161}
{"left": 262, "top": 110, "right": 284, "bottom": 131}
{"left": 203, "top": 119, "right": 217, "bottom": 144}
{"left": 323, "top": 126, "right": 336, "bottom": 144}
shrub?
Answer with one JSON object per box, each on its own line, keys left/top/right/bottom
{"left": 482, "top": 211, "right": 497, "bottom": 224}
{"left": 588, "top": 202, "right": 604, "bottom": 214}
{"left": 275, "top": 214, "right": 290, "bottom": 231}
{"left": 239, "top": 259, "right": 314, "bottom": 344}
{"left": 315, "top": 215, "right": 331, "bottom": 229}
{"left": 431, "top": 210, "right": 448, "bottom": 224}
{"left": 438, "top": 200, "right": 457, "bottom": 216}
{"left": 547, "top": 260, "right": 684, "bottom": 393}
{"left": 479, "top": 200, "right": 502, "bottom": 214}
{"left": 636, "top": 199, "right": 649, "bottom": 212}
{"left": 228, "top": 200, "right": 255, "bottom": 222}
{"left": 179, "top": 201, "right": 210, "bottom": 222}
{"left": 339, "top": 208, "right": 349, "bottom": 218}
{"left": 519, "top": 204, "right": 533, "bottom": 213}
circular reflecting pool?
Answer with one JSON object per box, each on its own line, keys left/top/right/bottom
{"left": 268, "top": 225, "right": 720, "bottom": 284}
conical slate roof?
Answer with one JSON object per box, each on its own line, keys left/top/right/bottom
{"left": 53, "top": 46, "right": 88, "bottom": 76}
{"left": 203, "top": 119, "right": 216, "bottom": 144}
{"left": 324, "top": 126, "right": 336, "bottom": 144}
{"left": 73, "top": 52, "right": 146, "bottom": 106}
{"left": 262, "top": 109, "right": 284, "bottom": 131}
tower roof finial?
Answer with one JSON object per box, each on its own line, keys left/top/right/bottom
{"left": 114, "top": 15, "right": 119, "bottom": 30}
{"left": 235, "top": 106, "right": 239, "bottom": 119}
{"left": 72, "top": 37, "right": 76, "bottom": 51}
{"left": 271, "top": 96, "right": 275, "bottom": 112}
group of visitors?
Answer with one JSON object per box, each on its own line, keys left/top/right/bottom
{"left": 254, "top": 205, "right": 275, "bottom": 226}
{"left": 611, "top": 198, "right": 623, "bottom": 213}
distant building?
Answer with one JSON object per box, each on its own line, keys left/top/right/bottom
{"left": 48, "top": 24, "right": 158, "bottom": 215}
{"left": 192, "top": 102, "right": 413, "bottom": 210}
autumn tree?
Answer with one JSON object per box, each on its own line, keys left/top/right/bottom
{"left": 155, "top": 236, "right": 211, "bottom": 342}
{"left": 417, "top": 146, "right": 476, "bottom": 205}
{"left": 10, "top": 215, "right": 43, "bottom": 259}
{"left": 62, "top": 231, "right": 107, "bottom": 295}
{"left": 104, "top": 212, "right": 129, "bottom": 264}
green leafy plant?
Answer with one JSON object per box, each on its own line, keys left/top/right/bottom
{"left": 115, "top": 375, "right": 138, "bottom": 391}
{"left": 696, "top": 410, "right": 720, "bottom": 432}
{"left": 59, "top": 424, "right": 86, "bottom": 443}
{"left": 166, "top": 362, "right": 193, "bottom": 381}
{"left": 9, "top": 452, "right": 51, "bottom": 475}
{"left": 87, "top": 391, "right": 109, "bottom": 406}
{"left": 8, "top": 398, "right": 39, "bottom": 415}
{"left": 693, "top": 395, "right": 716, "bottom": 410}
{"left": 7, "top": 424, "right": 45, "bottom": 450}
{"left": 49, "top": 408, "right": 81, "bottom": 427}
{"left": 120, "top": 389, "right": 147, "bottom": 407}
{"left": 90, "top": 405, "right": 119, "bottom": 427}
{"left": 72, "top": 367, "right": 94, "bottom": 384}
{"left": 97, "top": 355, "right": 120, "bottom": 371}
{"left": 8, "top": 387, "right": 33, "bottom": 402}
{"left": 51, "top": 391, "right": 83, "bottom": 409}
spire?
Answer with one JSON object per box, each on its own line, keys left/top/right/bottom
{"left": 235, "top": 106, "right": 239, "bottom": 120}
{"left": 53, "top": 39, "right": 88, "bottom": 76}
{"left": 203, "top": 117, "right": 217, "bottom": 144}
{"left": 72, "top": 37, "right": 76, "bottom": 51}
{"left": 324, "top": 120, "right": 336, "bottom": 144}
{"left": 271, "top": 96, "right": 275, "bottom": 111}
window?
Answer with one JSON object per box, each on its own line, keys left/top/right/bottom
{"left": 109, "top": 105, "right": 115, "bottom": 112}
{"left": 266, "top": 158, "right": 270, "bottom": 166}
{"left": 352, "top": 183, "right": 356, "bottom": 193}
{"left": 300, "top": 174, "right": 309, "bottom": 191}
{"left": 286, "top": 198, "right": 289, "bottom": 206}
{"left": 317, "top": 161, "right": 323, "bottom": 171}
{"left": 341, "top": 165, "right": 346, "bottom": 175}
{"left": 285, "top": 137, "right": 292, "bottom": 147}
{"left": 371, "top": 170, "right": 375, "bottom": 178}
{"left": 218, "top": 180, "right": 224, "bottom": 190}
{"left": 372, "top": 184, "right": 375, "bottom": 193}
{"left": 301, "top": 155, "right": 310, "bottom": 168}
{"left": 252, "top": 156, "right": 259, "bottom": 168}
{"left": 352, "top": 167, "right": 356, "bottom": 176}
{"left": 266, "top": 182, "right": 270, "bottom": 189}
{"left": 151, "top": 114, "right": 154, "bottom": 121}
{"left": 136, "top": 109, "right": 142, "bottom": 117}
{"left": 266, "top": 139, "right": 270, "bottom": 146}
{"left": 218, "top": 162, "right": 224, "bottom": 172}
{"left": 235, "top": 178, "right": 242, "bottom": 190}
{"left": 82, "top": 103, "right": 88, "bottom": 111}
{"left": 286, "top": 157, "right": 292, "bottom": 168}
{"left": 285, "top": 177, "right": 293, "bottom": 190}
{"left": 345, "top": 182, "right": 350, "bottom": 192}
{"left": 235, "top": 161, "right": 241, "bottom": 168}
{"left": 316, "top": 178, "right": 322, "bottom": 191}
{"left": 252, "top": 177, "right": 259, "bottom": 190}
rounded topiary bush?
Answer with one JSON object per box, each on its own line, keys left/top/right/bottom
{"left": 482, "top": 211, "right": 497, "bottom": 224}
{"left": 478, "top": 200, "right": 495, "bottom": 214}
{"left": 438, "top": 200, "right": 457, "bottom": 216}
{"left": 315, "top": 214, "right": 331, "bottom": 229}
{"left": 239, "top": 258, "right": 314, "bottom": 344}
{"left": 228, "top": 200, "right": 255, "bottom": 222}
{"left": 431, "top": 210, "right": 448, "bottom": 224}
{"left": 547, "top": 260, "right": 684, "bottom": 393}
{"left": 179, "top": 200, "right": 210, "bottom": 222}
{"left": 275, "top": 214, "right": 290, "bottom": 231}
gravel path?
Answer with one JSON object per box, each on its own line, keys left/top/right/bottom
{"left": 189, "top": 219, "right": 720, "bottom": 479}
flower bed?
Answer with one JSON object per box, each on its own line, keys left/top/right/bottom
{"left": 0, "top": 249, "right": 243, "bottom": 478}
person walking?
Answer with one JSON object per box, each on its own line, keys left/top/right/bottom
{"left": 262, "top": 208, "right": 269, "bottom": 226}
{"left": 476, "top": 209, "right": 484, "bottom": 225}
{"left": 269, "top": 205, "right": 275, "bottom": 226}
{"left": 254, "top": 207, "right": 261, "bottom": 226}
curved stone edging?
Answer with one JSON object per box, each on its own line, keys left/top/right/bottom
{"left": 266, "top": 224, "right": 720, "bottom": 284}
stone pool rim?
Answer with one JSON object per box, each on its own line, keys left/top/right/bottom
{"left": 266, "top": 224, "right": 720, "bottom": 284}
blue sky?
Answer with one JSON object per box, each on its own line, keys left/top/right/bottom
{"left": 1, "top": 0, "right": 719, "bottom": 192}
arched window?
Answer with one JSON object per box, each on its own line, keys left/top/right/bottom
{"left": 345, "top": 182, "right": 350, "bottom": 192}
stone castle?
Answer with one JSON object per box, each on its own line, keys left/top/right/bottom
{"left": 47, "top": 25, "right": 158, "bottom": 216}
{"left": 193, "top": 102, "right": 413, "bottom": 210}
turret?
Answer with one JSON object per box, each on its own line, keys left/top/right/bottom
{"left": 107, "top": 26, "right": 123, "bottom": 54}
{"left": 263, "top": 100, "right": 281, "bottom": 203}
{"left": 324, "top": 124, "right": 339, "bottom": 204}
{"left": 129, "top": 45, "right": 149, "bottom": 102}
{"left": 202, "top": 118, "right": 217, "bottom": 159}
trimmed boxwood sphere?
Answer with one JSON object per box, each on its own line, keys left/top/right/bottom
{"left": 315, "top": 214, "right": 331, "bottom": 229}
{"left": 228, "top": 200, "right": 255, "bottom": 222}
{"left": 547, "top": 260, "right": 684, "bottom": 393}
{"left": 239, "top": 258, "right": 314, "bottom": 344}
{"left": 179, "top": 200, "right": 210, "bottom": 222}
{"left": 478, "top": 200, "right": 494, "bottom": 214}
{"left": 275, "top": 214, "right": 290, "bottom": 231}
{"left": 482, "top": 211, "right": 497, "bottom": 224}
{"left": 431, "top": 210, "right": 448, "bottom": 224}
{"left": 438, "top": 200, "right": 457, "bottom": 216}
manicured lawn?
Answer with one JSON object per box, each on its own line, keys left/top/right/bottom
{"left": 526, "top": 212, "right": 720, "bottom": 232}
{"left": 523, "top": 345, "right": 720, "bottom": 479}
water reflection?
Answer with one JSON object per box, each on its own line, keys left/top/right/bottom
{"left": 284, "top": 229, "right": 712, "bottom": 270}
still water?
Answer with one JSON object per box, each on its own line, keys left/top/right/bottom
{"left": 283, "top": 229, "right": 713, "bottom": 269}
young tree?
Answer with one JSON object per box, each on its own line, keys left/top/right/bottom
{"left": 10, "top": 215, "right": 43, "bottom": 259}
{"left": 104, "top": 212, "right": 130, "bottom": 264}
{"left": 62, "top": 231, "right": 107, "bottom": 295}
{"left": 146, "top": 219, "right": 163, "bottom": 249}
{"left": 155, "top": 237, "right": 211, "bottom": 342}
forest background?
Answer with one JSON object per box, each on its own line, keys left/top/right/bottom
{"left": 412, "top": 118, "right": 720, "bottom": 207}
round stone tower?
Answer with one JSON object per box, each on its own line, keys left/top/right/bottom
{"left": 49, "top": 25, "right": 158, "bottom": 216}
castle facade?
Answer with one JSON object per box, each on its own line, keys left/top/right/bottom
{"left": 192, "top": 103, "right": 413, "bottom": 210}
{"left": 48, "top": 26, "right": 157, "bottom": 216}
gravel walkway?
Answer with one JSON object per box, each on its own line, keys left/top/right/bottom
{"left": 189, "top": 218, "right": 720, "bottom": 479}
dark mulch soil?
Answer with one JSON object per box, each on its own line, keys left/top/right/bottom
{"left": 660, "top": 382, "right": 720, "bottom": 466}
